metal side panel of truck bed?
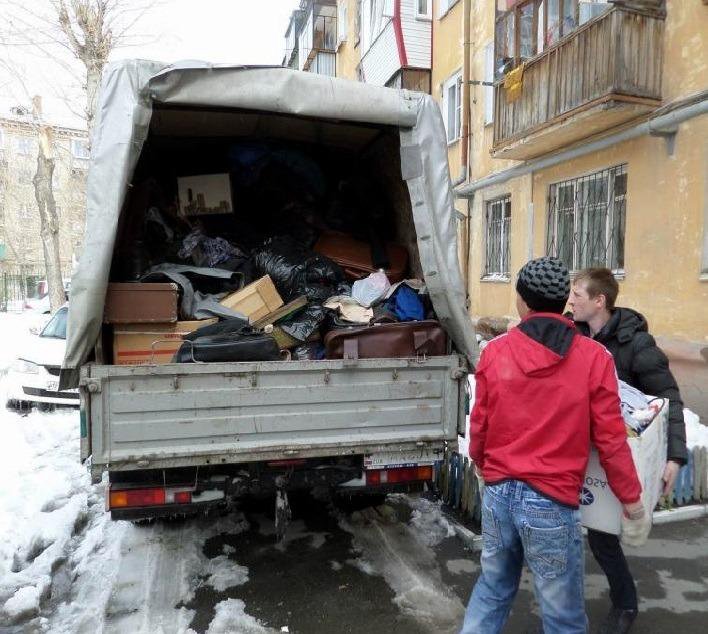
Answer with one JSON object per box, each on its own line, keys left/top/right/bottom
{"left": 83, "top": 355, "right": 466, "bottom": 476}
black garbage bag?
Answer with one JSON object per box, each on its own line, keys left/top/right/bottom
{"left": 292, "top": 342, "right": 326, "bottom": 361}
{"left": 279, "top": 305, "right": 326, "bottom": 342}
{"left": 252, "top": 236, "right": 346, "bottom": 303}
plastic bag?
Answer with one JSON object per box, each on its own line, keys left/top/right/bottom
{"left": 279, "top": 305, "right": 325, "bottom": 342}
{"left": 292, "top": 342, "right": 326, "bottom": 361}
{"left": 252, "top": 236, "right": 346, "bottom": 303}
{"left": 351, "top": 270, "right": 391, "bottom": 308}
{"left": 385, "top": 284, "right": 424, "bottom": 322}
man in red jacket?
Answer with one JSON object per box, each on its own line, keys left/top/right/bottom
{"left": 461, "top": 257, "right": 643, "bottom": 634}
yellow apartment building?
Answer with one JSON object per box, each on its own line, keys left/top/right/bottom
{"left": 433, "top": 0, "right": 707, "bottom": 345}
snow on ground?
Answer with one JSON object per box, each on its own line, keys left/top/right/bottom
{"left": 0, "top": 314, "right": 97, "bottom": 626}
{"left": 686, "top": 408, "right": 708, "bottom": 449}
{"left": 205, "top": 598, "right": 272, "bottom": 634}
{"left": 339, "top": 498, "right": 465, "bottom": 632}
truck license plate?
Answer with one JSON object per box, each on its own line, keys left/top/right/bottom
{"left": 47, "top": 381, "right": 59, "bottom": 392}
{"left": 364, "top": 449, "right": 437, "bottom": 470}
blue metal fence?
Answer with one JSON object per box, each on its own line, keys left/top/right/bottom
{"left": 436, "top": 445, "right": 708, "bottom": 525}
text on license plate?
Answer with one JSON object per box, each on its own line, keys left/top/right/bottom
{"left": 364, "top": 449, "right": 437, "bottom": 469}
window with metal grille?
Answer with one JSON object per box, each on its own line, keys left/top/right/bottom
{"left": 546, "top": 164, "right": 627, "bottom": 272}
{"left": 485, "top": 195, "right": 511, "bottom": 278}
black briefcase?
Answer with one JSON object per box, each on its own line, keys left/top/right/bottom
{"left": 173, "top": 325, "right": 281, "bottom": 363}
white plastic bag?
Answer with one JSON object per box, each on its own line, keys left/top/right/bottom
{"left": 351, "top": 270, "right": 391, "bottom": 308}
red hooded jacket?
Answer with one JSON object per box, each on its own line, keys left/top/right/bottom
{"left": 469, "top": 313, "right": 641, "bottom": 507}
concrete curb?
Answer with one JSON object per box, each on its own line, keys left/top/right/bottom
{"left": 452, "top": 506, "right": 707, "bottom": 547}
{"left": 652, "top": 504, "right": 708, "bottom": 525}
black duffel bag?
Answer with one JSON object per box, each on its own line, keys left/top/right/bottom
{"left": 173, "top": 323, "right": 281, "bottom": 363}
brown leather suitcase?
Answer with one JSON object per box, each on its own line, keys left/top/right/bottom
{"left": 104, "top": 282, "right": 179, "bottom": 324}
{"left": 313, "top": 231, "right": 409, "bottom": 283}
{"left": 324, "top": 320, "right": 447, "bottom": 360}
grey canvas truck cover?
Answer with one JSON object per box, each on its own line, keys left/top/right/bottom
{"left": 62, "top": 60, "right": 478, "bottom": 479}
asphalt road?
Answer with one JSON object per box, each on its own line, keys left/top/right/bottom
{"left": 168, "top": 495, "right": 708, "bottom": 634}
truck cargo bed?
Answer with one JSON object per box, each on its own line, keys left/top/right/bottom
{"left": 82, "top": 356, "right": 465, "bottom": 479}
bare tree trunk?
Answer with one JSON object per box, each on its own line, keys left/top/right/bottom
{"left": 85, "top": 61, "right": 102, "bottom": 140}
{"left": 33, "top": 126, "right": 65, "bottom": 312}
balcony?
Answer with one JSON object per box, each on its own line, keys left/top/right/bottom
{"left": 298, "top": 1, "right": 337, "bottom": 75}
{"left": 492, "top": 5, "right": 664, "bottom": 160}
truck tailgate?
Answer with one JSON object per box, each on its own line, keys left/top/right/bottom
{"left": 84, "top": 356, "right": 465, "bottom": 473}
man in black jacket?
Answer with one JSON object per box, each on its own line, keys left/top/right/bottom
{"left": 569, "top": 267, "right": 688, "bottom": 634}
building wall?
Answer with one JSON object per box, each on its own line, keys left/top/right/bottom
{"left": 336, "top": 0, "right": 361, "bottom": 80}
{"left": 400, "top": 0, "right": 432, "bottom": 69}
{"left": 463, "top": 0, "right": 708, "bottom": 344}
{"left": 0, "top": 119, "right": 87, "bottom": 276}
{"left": 431, "top": 0, "right": 464, "bottom": 181}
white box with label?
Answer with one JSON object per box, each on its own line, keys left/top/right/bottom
{"left": 580, "top": 399, "right": 668, "bottom": 534}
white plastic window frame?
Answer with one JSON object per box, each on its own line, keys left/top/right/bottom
{"left": 416, "top": 0, "right": 432, "bottom": 20}
{"left": 442, "top": 71, "right": 462, "bottom": 144}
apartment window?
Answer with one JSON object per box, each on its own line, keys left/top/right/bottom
{"left": 485, "top": 196, "right": 512, "bottom": 278}
{"left": 484, "top": 42, "right": 495, "bottom": 125}
{"left": 495, "top": 1, "right": 610, "bottom": 75}
{"left": 71, "top": 139, "right": 90, "bottom": 159}
{"left": 546, "top": 164, "right": 627, "bottom": 272}
{"left": 438, "top": 0, "right": 459, "bottom": 18}
{"left": 337, "top": 1, "right": 348, "bottom": 45}
{"left": 416, "top": 0, "right": 432, "bottom": 19}
{"left": 442, "top": 72, "right": 462, "bottom": 143}
{"left": 15, "top": 136, "right": 35, "bottom": 156}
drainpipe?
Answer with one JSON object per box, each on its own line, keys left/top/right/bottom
{"left": 457, "top": 0, "right": 472, "bottom": 186}
{"left": 455, "top": 91, "right": 708, "bottom": 198}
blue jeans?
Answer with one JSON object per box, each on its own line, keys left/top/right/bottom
{"left": 461, "top": 480, "right": 586, "bottom": 634}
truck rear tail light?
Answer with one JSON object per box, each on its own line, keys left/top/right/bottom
{"left": 108, "top": 487, "right": 193, "bottom": 509}
{"left": 109, "top": 487, "right": 165, "bottom": 509}
{"left": 172, "top": 491, "right": 192, "bottom": 504}
{"left": 365, "top": 465, "right": 433, "bottom": 486}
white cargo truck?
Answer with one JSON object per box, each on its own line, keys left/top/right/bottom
{"left": 61, "top": 61, "right": 477, "bottom": 524}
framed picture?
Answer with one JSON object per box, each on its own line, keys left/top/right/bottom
{"left": 177, "top": 173, "right": 233, "bottom": 216}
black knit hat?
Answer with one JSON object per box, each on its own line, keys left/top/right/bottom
{"left": 516, "top": 257, "right": 570, "bottom": 314}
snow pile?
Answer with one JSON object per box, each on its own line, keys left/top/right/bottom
{"left": 685, "top": 408, "right": 707, "bottom": 449}
{"left": 0, "top": 405, "right": 92, "bottom": 624}
{"left": 399, "top": 495, "right": 456, "bottom": 547}
{"left": 205, "top": 598, "right": 272, "bottom": 634}
{"left": 206, "top": 555, "right": 249, "bottom": 592}
{"left": 0, "top": 313, "right": 35, "bottom": 373}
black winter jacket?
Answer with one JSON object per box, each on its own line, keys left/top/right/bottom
{"left": 575, "top": 307, "right": 688, "bottom": 465}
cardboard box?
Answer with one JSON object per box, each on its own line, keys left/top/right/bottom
{"left": 104, "top": 283, "right": 179, "bottom": 324}
{"left": 177, "top": 173, "right": 233, "bottom": 216}
{"left": 580, "top": 399, "right": 668, "bottom": 534}
{"left": 113, "top": 319, "right": 217, "bottom": 365}
{"left": 219, "top": 275, "right": 283, "bottom": 323}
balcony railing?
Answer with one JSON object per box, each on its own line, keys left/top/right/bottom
{"left": 492, "top": 5, "right": 664, "bottom": 159}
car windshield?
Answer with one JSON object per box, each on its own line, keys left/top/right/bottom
{"left": 40, "top": 308, "right": 68, "bottom": 339}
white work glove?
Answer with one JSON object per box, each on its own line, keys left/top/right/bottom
{"left": 620, "top": 501, "right": 651, "bottom": 547}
